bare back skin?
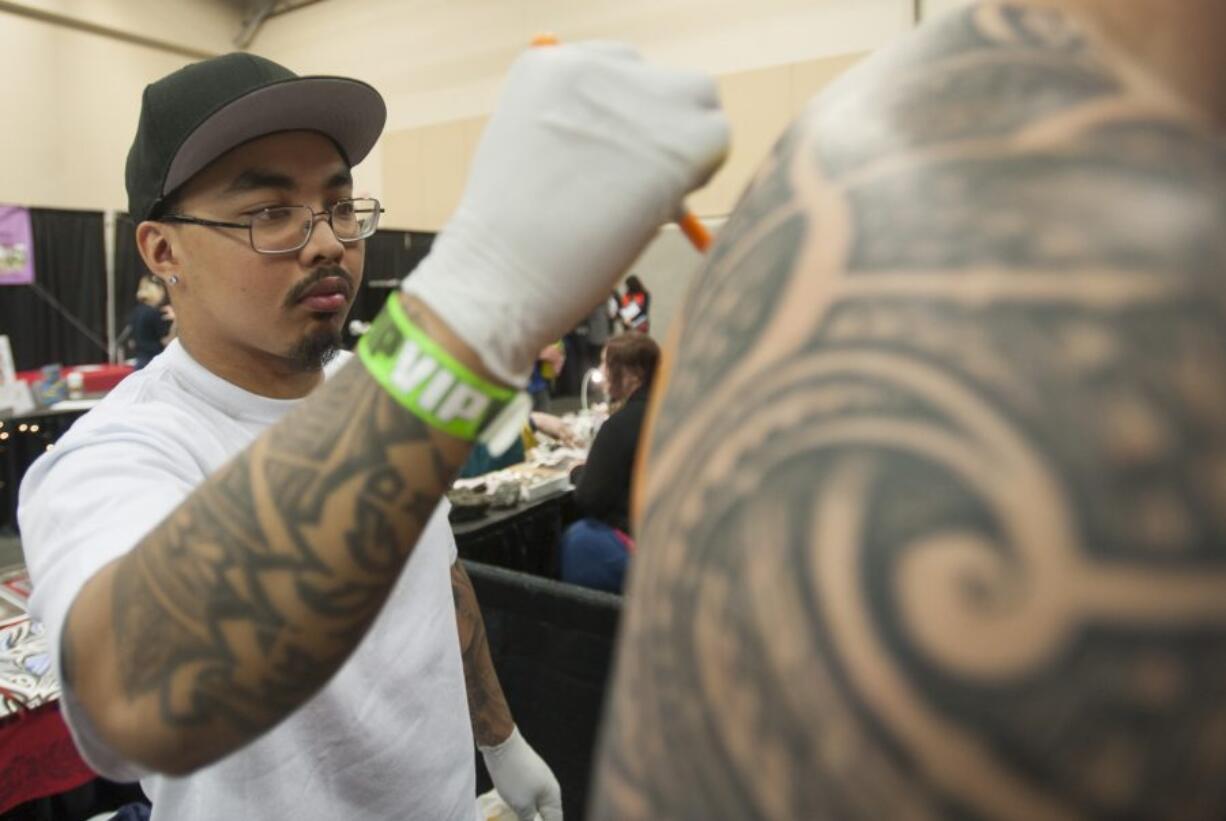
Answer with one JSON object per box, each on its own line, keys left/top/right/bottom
{"left": 593, "top": 2, "right": 1226, "bottom": 818}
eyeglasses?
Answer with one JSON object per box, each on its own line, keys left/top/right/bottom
{"left": 161, "top": 198, "right": 384, "bottom": 254}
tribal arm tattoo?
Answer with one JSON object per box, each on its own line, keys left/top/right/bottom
{"left": 452, "top": 561, "right": 514, "bottom": 747}
{"left": 61, "top": 296, "right": 480, "bottom": 774}
{"left": 594, "top": 2, "right": 1226, "bottom": 819}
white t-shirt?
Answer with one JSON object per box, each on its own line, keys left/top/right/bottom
{"left": 19, "top": 340, "right": 477, "bottom": 821}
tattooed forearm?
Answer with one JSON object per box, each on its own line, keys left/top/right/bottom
{"left": 452, "top": 561, "right": 513, "bottom": 747}
{"left": 62, "top": 299, "right": 477, "bottom": 774}
{"left": 595, "top": 2, "right": 1226, "bottom": 820}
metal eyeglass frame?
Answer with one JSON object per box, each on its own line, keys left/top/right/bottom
{"left": 160, "top": 198, "right": 384, "bottom": 254}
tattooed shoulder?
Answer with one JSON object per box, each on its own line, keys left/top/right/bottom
{"left": 596, "top": 2, "right": 1226, "bottom": 819}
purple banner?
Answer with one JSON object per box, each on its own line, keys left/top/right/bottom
{"left": 0, "top": 206, "right": 34, "bottom": 286}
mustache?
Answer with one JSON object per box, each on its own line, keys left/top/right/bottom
{"left": 284, "top": 265, "right": 355, "bottom": 309}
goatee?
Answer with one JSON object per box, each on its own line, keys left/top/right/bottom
{"left": 287, "top": 327, "right": 342, "bottom": 372}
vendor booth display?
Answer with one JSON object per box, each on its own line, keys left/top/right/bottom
{"left": 0, "top": 206, "right": 34, "bottom": 287}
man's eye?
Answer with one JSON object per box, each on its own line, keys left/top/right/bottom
{"left": 251, "top": 207, "right": 297, "bottom": 224}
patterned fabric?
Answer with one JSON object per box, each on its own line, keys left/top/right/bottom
{"left": 0, "top": 702, "right": 95, "bottom": 813}
{"left": 0, "top": 619, "right": 57, "bottom": 718}
{"left": 0, "top": 564, "right": 29, "bottom": 625}
{"left": 0, "top": 565, "right": 90, "bottom": 815}
{"left": 0, "top": 566, "right": 59, "bottom": 719}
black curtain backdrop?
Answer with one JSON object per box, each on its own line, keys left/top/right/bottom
{"left": 112, "top": 213, "right": 151, "bottom": 357}
{"left": 0, "top": 217, "right": 436, "bottom": 369}
{"left": 466, "top": 560, "right": 621, "bottom": 819}
{"left": 343, "top": 229, "right": 434, "bottom": 347}
{"left": 0, "top": 209, "right": 107, "bottom": 372}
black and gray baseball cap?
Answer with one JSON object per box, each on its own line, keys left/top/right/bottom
{"left": 125, "top": 52, "right": 386, "bottom": 221}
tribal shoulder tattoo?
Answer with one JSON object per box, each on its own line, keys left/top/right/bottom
{"left": 594, "top": 3, "right": 1226, "bottom": 819}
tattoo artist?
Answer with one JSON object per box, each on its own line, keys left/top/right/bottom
{"left": 20, "top": 45, "right": 727, "bottom": 821}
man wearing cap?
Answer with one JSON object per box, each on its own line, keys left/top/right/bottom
{"left": 19, "top": 46, "right": 727, "bottom": 821}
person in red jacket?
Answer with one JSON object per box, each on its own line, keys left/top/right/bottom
{"left": 617, "top": 275, "right": 651, "bottom": 333}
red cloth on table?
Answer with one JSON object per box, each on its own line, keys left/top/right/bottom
{"left": 0, "top": 702, "right": 95, "bottom": 813}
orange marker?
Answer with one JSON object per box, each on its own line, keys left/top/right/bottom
{"left": 677, "top": 212, "right": 712, "bottom": 252}
{"left": 531, "top": 32, "right": 713, "bottom": 253}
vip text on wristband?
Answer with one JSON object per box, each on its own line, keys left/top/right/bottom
{"left": 359, "top": 293, "right": 517, "bottom": 441}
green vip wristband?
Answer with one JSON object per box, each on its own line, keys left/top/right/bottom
{"left": 359, "top": 293, "right": 531, "bottom": 453}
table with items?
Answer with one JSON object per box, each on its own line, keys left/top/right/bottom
{"left": 447, "top": 410, "right": 603, "bottom": 578}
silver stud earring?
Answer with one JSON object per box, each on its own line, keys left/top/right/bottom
{"left": 168, "top": 275, "right": 179, "bottom": 286}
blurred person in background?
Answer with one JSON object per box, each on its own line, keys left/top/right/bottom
{"left": 560, "top": 334, "right": 660, "bottom": 593}
{"left": 618, "top": 275, "right": 651, "bottom": 333}
{"left": 128, "top": 275, "right": 175, "bottom": 369}
{"left": 528, "top": 341, "right": 566, "bottom": 411}
{"left": 565, "top": 298, "right": 616, "bottom": 395}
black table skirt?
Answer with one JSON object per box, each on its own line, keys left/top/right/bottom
{"left": 466, "top": 560, "right": 622, "bottom": 819}
{"left": 1, "top": 409, "right": 88, "bottom": 534}
{"left": 451, "top": 491, "right": 578, "bottom": 580}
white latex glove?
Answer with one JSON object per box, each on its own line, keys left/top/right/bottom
{"left": 480, "top": 726, "right": 563, "bottom": 821}
{"left": 403, "top": 41, "right": 728, "bottom": 385}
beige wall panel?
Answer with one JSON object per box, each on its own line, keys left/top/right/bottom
{"left": 524, "top": 0, "right": 906, "bottom": 74}
{"left": 686, "top": 53, "right": 863, "bottom": 216}
{"left": 381, "top": 115, "right": 487, "bottom": 231}
{"left": 462, "top": 116, "right": 488, "bottom": 164}
{"left": 352, "top": 142, "right": 384, "bottom": 204}
{"left": 256, "top": 0, "right": 912, "bottom": 131}
{"left": 58, "top": 32, "right": 187, "bottom": 213}
{"left": 921, "top": 0, "right": 976, "bottom": 22}
{"left": 416, "top": 121, "right": 469, "bottom": 231}
{"left": 791, "top": 51, "right": 866, "bottom": 115}
{"left": 379, "top": 50, "right": 868, "bottom": 229}
{"left": 1, "top": 0, "right": 239, "bottom": 54}
{"left": 381, "top": 129, "right": 425, "bottom": 230}
{"left": 459, "top": 115, "right": 488, "bottom": 192}
{"left": 687, "top": 65, "right": 793, "bottom": 217}
{"left": 0, "top": 10, "right": 189, "bottom": 211}
{"left": 0, "top": 14, "right": 60, "bottom": 207}
{"left": 3, "top": 0, "right": 906, "bottom": 213}
{"left": 254, "top": 0, "right": 525, "bottom": 130}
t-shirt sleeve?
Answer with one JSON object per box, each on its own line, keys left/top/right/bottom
{"left": 19, "top": 419, "right": 201, "bottom": 780}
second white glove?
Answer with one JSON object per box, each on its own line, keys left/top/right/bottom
{"left": 402, "top": 41, "right": 729, "bottom": 385}
{"left": 481, "top": 726, "right": 563, "bottom": 821}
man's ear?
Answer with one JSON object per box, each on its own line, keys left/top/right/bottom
{"left": 135, "top": 221, "right": 181, "bottom": 281}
